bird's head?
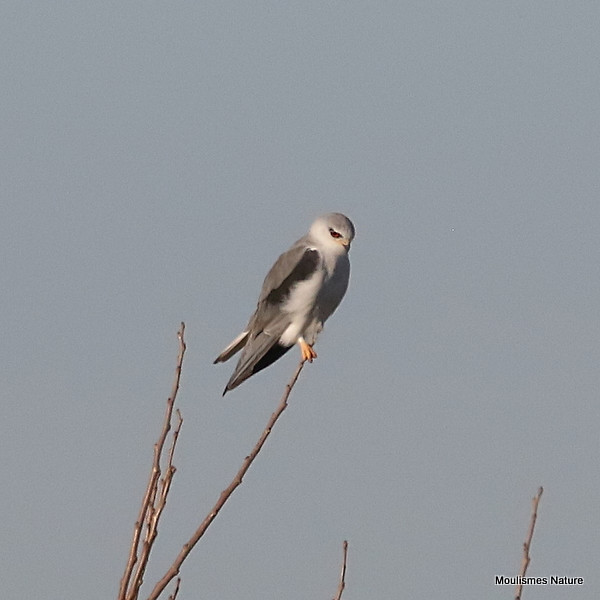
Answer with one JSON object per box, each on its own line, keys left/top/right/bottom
{"left": 309, "top": 213, "right": 355, "bottom": 252}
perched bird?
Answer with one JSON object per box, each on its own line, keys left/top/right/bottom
{"left": 214, "top": 212, "right": 355, "bottom": 395}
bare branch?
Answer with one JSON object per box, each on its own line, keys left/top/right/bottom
{"left": 333, "top": 540, "right": 349, "bottom": 600}
{"left": 118, "top": 324, "right": 187, "bottom": 600}
{"left": 515, "top": 486, "right": 544, "bottom": 600}
{"left": 146, "top": 360, "right": 306, "bottom": 600}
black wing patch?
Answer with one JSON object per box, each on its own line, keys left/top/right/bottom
{"left": 252, "top": 342, "right": 293, "bottom": 376}
{"left": 265, "top": 248, "right": 320, "bottom": 305}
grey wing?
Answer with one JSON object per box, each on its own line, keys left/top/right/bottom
{"left": 250, "top": 239, "right": 321, "bottom": 330}
{"left": 214, "top": 241, "right": 315, "bottom": 363}
{"left": 221, "top": 244, "right": 321, "bottom": 394}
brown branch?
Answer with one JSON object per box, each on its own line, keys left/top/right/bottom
{"left": 515, "top": 486, "right": 544, "bottom": 600}
{"left": 118, "top": 323, "right": 187, "bottom": 600}
{"left": 333, "top": 540, "right": 349, "bottom": 600}
{"left": 146, "top": 360, "right": 306, "bottom": 600}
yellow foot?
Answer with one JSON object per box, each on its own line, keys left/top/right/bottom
{"left": 299, "top": 339, "right": 318, "bottom": 363}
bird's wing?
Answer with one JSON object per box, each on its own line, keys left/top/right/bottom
{"left": 222, "top": 326, "right": 291, "bottom": 393}
{"left": 250, "top": 240, "right": 321, "bottom": 333}
{"left": 221, "top": 243, "right": 322, "bottom": 393}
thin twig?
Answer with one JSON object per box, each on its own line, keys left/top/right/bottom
{"left": 167, "top": 578, "right": 181, "bottom": 600}
{"left": 153, "top": 409, "right": 184, "bottom": 532}
{"left": 146, "top": 360, "right": 306, "bottom": 600}
{"left": 515, "top": 487, "right": 544, "bottom": 600}
{"left": 118, "top": 324, "right": 187, "bottom": 600}
{"left": 333, "top": 540, "right": 349, "bottom": 600}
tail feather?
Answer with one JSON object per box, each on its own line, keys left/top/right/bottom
{"left": 213, "top": 330, "right": 249, "bottom": 363}
{"left": 223, "top": 332, "right": 292, "bottom": 395}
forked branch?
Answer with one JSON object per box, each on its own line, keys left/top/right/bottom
{"left": 146, "top": 359, "right": 306, "bottom": 600}
{"left": 118, "top": 323, "right": 187, "bottom": 600}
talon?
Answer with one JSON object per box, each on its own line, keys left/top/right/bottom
{"left": 299, "top": 339, "right": 317, "bottom": 363}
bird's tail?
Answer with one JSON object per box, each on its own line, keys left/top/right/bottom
{"left": 223, "top": 331, "right": 291, "bottom": 394}
{"left": 213, "top": 330, "right": 249, "bottom": 363}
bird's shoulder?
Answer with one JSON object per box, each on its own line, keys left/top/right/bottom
{"left": 258, "top": 240, "right": 322, "bottom": 305}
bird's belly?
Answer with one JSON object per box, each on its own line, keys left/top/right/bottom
{"left": 279, "top": 275, "right": 323, "bottom": 346}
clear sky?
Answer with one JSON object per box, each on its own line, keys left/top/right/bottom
{"left": 2, "top": 2, "right": 599, "bottom": 599}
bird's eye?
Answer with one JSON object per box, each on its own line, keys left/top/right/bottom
{"left": 329, "top": 228, "right": 342, "bottom": 239}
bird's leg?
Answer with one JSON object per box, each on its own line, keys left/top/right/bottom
{"left": 298, "top": 338, "right": 317, "bottom": 363}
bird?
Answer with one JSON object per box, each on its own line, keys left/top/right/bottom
{"left": 214, "top": 212, "right": 355, "bottom": 395}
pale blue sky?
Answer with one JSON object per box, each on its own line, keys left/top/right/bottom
{"left": 2, "top": 2, "right": 599, "bottom": 599}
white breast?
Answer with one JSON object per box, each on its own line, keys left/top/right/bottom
{"left": 279, "top": 271, "right": 324, "bottom": 346}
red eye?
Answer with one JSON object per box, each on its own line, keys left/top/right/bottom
{"left": 329, "top": 228, "right": 342, "bottom": 239}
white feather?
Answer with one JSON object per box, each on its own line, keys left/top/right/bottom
{"left": 279, "top": 268, "right": 325, "bottom": 345}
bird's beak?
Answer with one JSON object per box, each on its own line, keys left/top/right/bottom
{"left": 338, "top": 239, "right": 351, "bottom": 250}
